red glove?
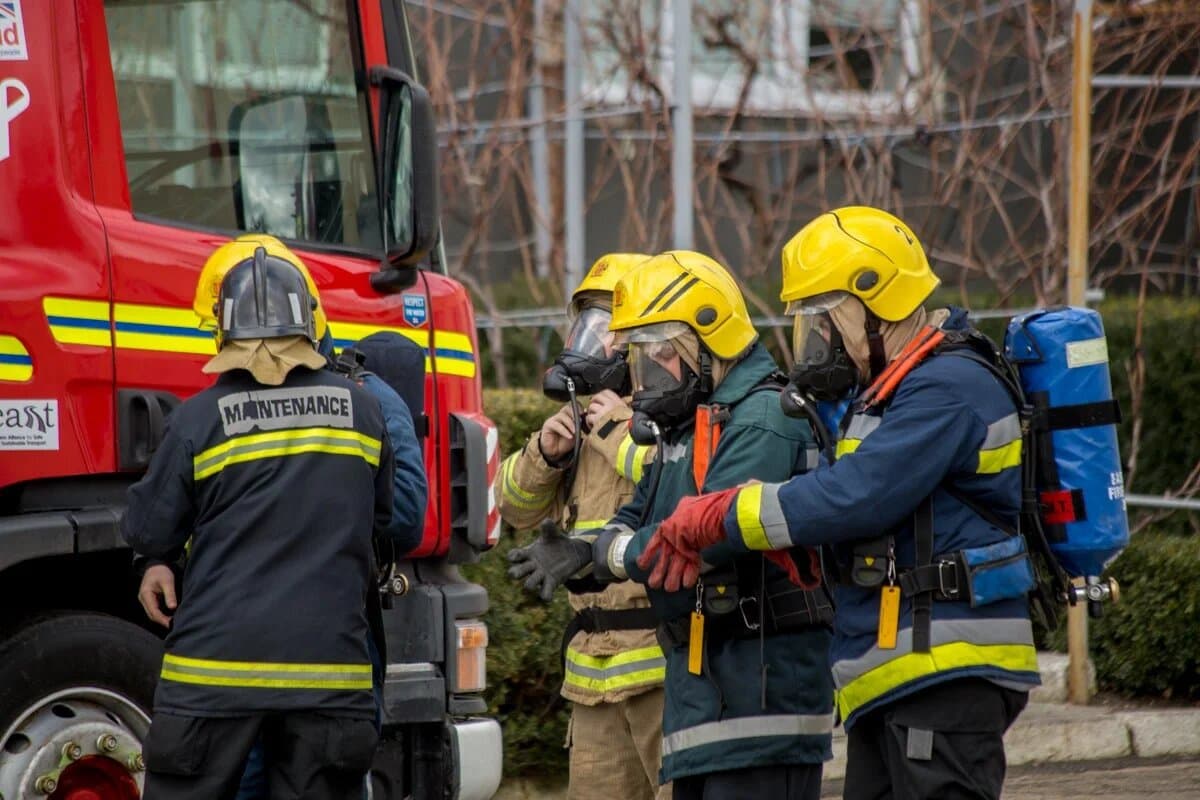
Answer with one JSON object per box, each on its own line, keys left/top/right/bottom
{"left": 638, "top": 487, "right": 739, "bottom": 591}
{"left": 637, "top": 487, "right": 824, "bottom": 592}
{"left": 763, "top": 547, "right": 824, "bottom": 590}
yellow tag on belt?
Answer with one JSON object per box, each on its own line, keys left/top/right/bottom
{"left": 688, "top": 611, "right": 705, "bottom": 675}
{"left": 878, "top": 585, "right": 900, "bottom": 650}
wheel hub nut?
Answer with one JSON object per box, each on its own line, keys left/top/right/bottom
{"left": 35, "top": 775, "right": 58, "bottom": 794}
{"left": 62, "top": 741, "right": 83, "bottom": 761}
{"left": 97, "top": 733, "right": 118, "bottom": 752}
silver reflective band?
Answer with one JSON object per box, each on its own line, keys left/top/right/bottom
{"left": 662, "top": 713, "right": 836, "bottom": 756}
{"left": 609, "top": 530, "right": 634, "bottom": 580}
{"left": 660, "top": 441, "right": 689, "bottom": 464}
{"left": 755, "top": 483, "right": 793, "bottom": 550}
{"left": 844, "top": 414, "right": 881, "bottom": 441}
{"left": 982, "top": 413, "right": 1021, "bottom": 449}
{"left": 565, "top": 655, "right": 666, "bottom": 682}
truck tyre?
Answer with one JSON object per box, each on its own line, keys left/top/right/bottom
{"left": 0, "top": 612, "right": 162, "bottom": 799}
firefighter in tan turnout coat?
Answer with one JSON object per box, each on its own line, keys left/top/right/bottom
{"left": 496, "top": 253, "right": 668, "bottom": 800}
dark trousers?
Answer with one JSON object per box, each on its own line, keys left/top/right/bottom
{"left": 142, "top": 711, "right": 379, "bottom": 800}
{"left": 843, "top": 678, "right": 1028, "bottom": 800}
{"left": 673, "top": 763, "right": 823, "bottom": 800}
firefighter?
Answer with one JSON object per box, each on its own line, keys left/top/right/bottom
{"left": 507, "top": 251, "right": 834, "bottom": 800}
{"left": 122, "top": 247, "right": 394, "bottom": 799}
{"left": 496, "top": 252, "right": 667, "bottom": 800}
{"left": 641, "top": 207, "right": 1041, "bottom": 800}
{"left": 135, "top": 235, "right": 427, "bottom": 799}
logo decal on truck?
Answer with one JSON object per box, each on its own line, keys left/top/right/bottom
{"left": 0, "top": 1, "right": 28, "bottom": 61}
{"left": 0, "top": 77, "right": 29, "bottom": 160}
{"left": 403, "top": 294, "right": 428, "bottom": 327}
{"left": 0, "top": 399, "right": 58, "bottom": 450}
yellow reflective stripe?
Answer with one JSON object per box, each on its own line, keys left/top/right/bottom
{"left": 572, "top": 520, "right": 610, "bottom": 531}
{"left": 113, "top": 302, "right": 215, "bottom": 355}
{"left": 328, "top": 320, "right": 429, "bottom": 349}
{"left": 164, "top": 653, "right": 372, "bottom": 672}
{"left": 615, "top": 434, "right": 650, "bottom": 483}
{"left": 160, "top": 670, "right": 372, "bottom": 689}
{"left": 0, "top": 335, "right": 32, "bottom": 381}
{"left": 563, "top": 666, "right": 666, "bottom": 693}
{"left": 563, "top": 645, "right": 666, "bottom": 693}
{"left": 195, "top": 427, "right": 380, "bottom": 469}
{"left": 835, "top": 641, "right": 1039, "bottom": 721}
{"left": 193, "top": 427, "right": 381, "bottom": 480}
{"left": 977, "top": 440, "right": 1022, "bottom": 474}
{"left": 499, "top": 454, "right": 554, "bottom": 511}
{"left": 836, "top": 438, "right": 863, "bottom": 458}
{"left": 44, "top": 297, "right": 113, "bottom": 347}
{"left": 327, "top": 320, "right": 477, "bottom": 379}
{"left": 566, "top": 645, "right": 663, "bottom": 669}
{"left": 735, "top": 483, "right": 771, "bottom": 551}
{"left": 161, "top": 653, "right": 372, "bottom": 690}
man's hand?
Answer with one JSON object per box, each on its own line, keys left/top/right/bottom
{"left": 507, "top": 521, "right": 594, "bottom": 601}
{"left": 538, "top": 405, "right": 579, "bottom": 462}
{"left": 584, "top": 390, "right": 624, "bottom": 432}
{"left": 138, "top": 564, "right": 177, "bottom": 628}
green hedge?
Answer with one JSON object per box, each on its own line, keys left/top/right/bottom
{"left": 1089, "top": 532, "right": 1200, "bottom": 699}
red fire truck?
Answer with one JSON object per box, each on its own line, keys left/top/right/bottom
{"left": 0, "top": 2, "right": 502, "bottom": 798}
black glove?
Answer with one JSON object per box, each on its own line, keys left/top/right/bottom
{"left": 507, "top": 521, "right": 594, "bottom": 602}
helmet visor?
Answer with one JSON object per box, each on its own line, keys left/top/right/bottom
{"left": 629, "top": 339, "right": 686, "bottom": 395}
{"left": 563, "top": 306, "right": 615, "bottom": 359}
{"left": 786, "top": 292, "right": 848, "bottom": 369}
{"left": 790, "top": 312, "right": 842, "bottom": 370}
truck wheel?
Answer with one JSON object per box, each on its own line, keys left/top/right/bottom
{"left": 0, "top": 613, "right": 162, "bottom": 799}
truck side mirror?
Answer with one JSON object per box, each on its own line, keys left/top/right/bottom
{"left": 369, "top": 67, "right": 440, "bottom": 291}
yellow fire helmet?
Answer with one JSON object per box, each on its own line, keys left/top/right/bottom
{"left": 569, "top": 252, "right": 653, "bottom": 313}
{"left": 780, "top": 206, "right": 940, "bottom": 322}
{"left": 610, "top": 250, "right": 757, "bottom": 361}
{"left": 193, "top": 234, "right": 328, "bottom": 339}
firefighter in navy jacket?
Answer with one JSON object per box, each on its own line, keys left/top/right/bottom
{"left": 122, "top": 248, "right": 394, "bottom": 799}
{"left": 642, "top": 208, "right": 1040, "bottom": 800}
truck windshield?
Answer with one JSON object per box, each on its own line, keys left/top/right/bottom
{"left": 103, "top": 0, "right": 382, "bottom": 250}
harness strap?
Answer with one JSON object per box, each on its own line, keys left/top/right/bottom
{"left": 692, "top": 404, "right": 726, "bottom": 491}
{"left": 911, "top": 496, "right": 935, "bottom": 653}
{"left": 861, "top": 326, "right": 946, "bottom": 409}
{"left": 657, "top": 585, "right": 834, "bottom": 648}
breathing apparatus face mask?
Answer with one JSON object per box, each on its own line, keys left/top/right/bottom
{"left": 785, "top": 292, "right": 859, "bottom": 403}
{"left": 542, "top": 307, "right": 631, "bottom": 402}
{"left": 620, "top": 323, "right": 711, "bottom": 441}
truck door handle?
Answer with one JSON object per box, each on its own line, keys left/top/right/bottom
{"left": 117, "top": 389, "right": 181, "bottom": 470}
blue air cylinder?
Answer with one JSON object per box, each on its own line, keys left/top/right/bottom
{"left": 1004, "top": 307, "right": 1129, "bottom": 578}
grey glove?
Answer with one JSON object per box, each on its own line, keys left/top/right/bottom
{"left": 507, "top": 520, "right": 594, "bottom": 602}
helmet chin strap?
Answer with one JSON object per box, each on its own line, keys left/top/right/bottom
{"left": 698, "top": 349, "right": 713, "bottom": 394}
{"left": 865, "top": 312, "right": 888, "bottom": 381}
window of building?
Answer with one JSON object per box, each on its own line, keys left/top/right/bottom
{"left": 583, "top": 0, "right": 923, "bottom": 118}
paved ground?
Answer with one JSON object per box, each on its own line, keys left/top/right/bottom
{"left": 820, "top": 757, "right": 1200, "bottom": 799}
{"left": 494, "top": 654, "right": 1200, "bottom": 800}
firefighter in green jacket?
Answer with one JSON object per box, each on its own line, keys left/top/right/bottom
{"left": 507, "top": 251, "right": 834, "bottom": 800}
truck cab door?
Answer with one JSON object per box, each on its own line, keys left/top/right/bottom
{"left": 0, "top": 2, "right": 115, "bottom": 485}
{"left": 83, "top": 0, "right": 387, "bottom": 469}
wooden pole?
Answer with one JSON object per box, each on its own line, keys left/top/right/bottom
{"left": 1066, "top": 0, "right": 1094, "bottom": 706}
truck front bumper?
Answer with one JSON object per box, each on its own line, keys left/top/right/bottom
{"left": 450, "top": 717, "right": 503, "bottom": 800}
